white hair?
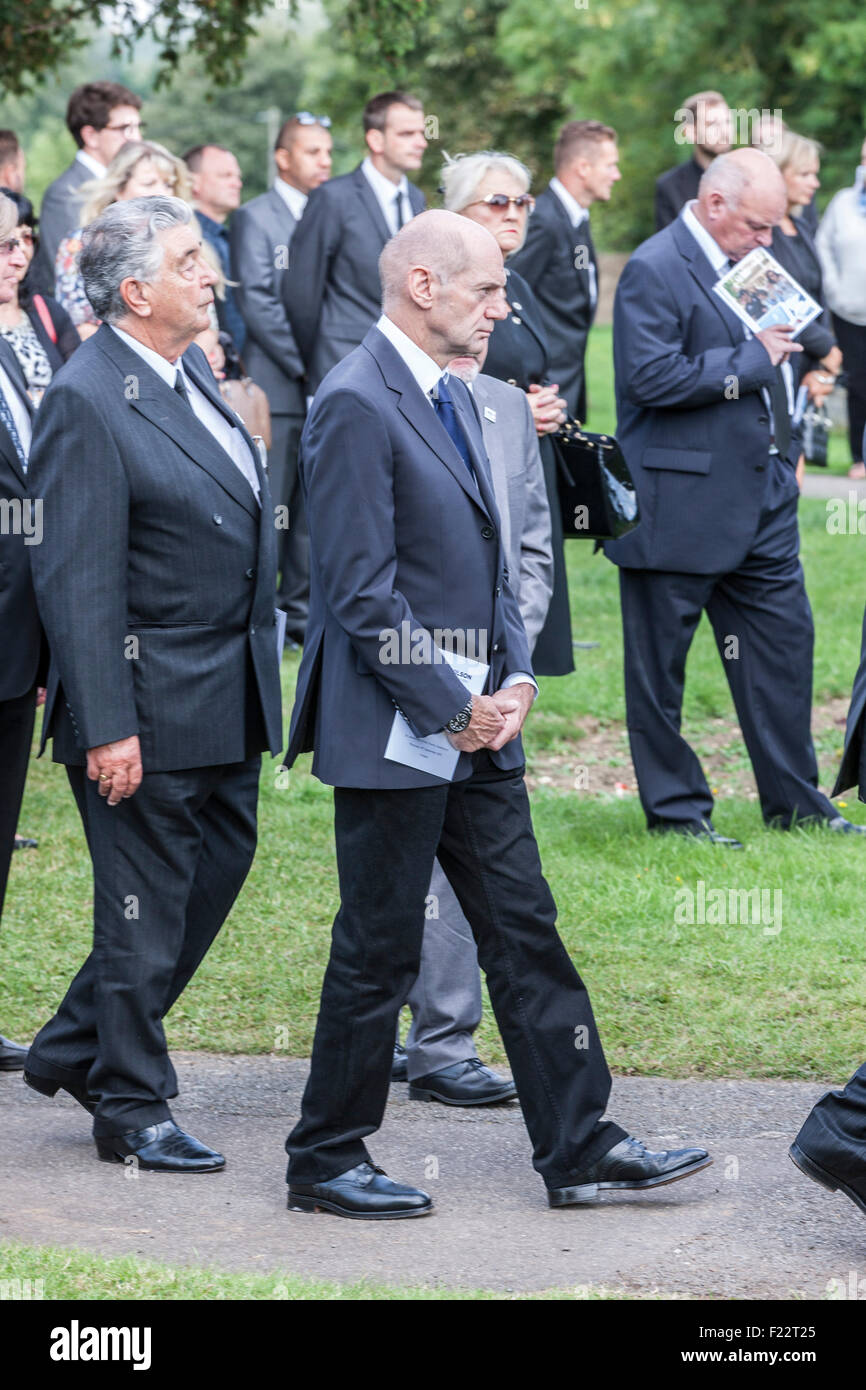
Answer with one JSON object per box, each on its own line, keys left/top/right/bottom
{"left": 80, "top": 195, "right": 193, "bottom": 324}
{"left": 440, "top": 150, "right": 531, "bottom": 213}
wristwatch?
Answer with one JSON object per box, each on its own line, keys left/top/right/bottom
{"left": 444, "top": 697, "right": 474, "bottom": 734}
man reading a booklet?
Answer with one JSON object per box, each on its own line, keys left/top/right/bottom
{"left": 605, "top": 148, "right": 864, "bottom": 845}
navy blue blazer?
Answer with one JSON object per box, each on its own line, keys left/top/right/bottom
{"left": 29, "top": 324, "right": 283, "bottom": 770}
{"left": 604, "top": 216, "right": 795, "bottom": 575}
{"left": 286, "top": 326, "right": 533, "bottom": 789}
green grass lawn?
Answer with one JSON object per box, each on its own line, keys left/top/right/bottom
{"left": 4, "top": 332, "right": 866, "bottom": 1084}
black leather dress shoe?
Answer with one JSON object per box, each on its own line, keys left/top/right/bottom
{"left": 548, "top": 1135, "right": 712, "bottom": 1206}
{"left": 789, "top": 1141, "right": 866, "bottom": 1217}
{"left": 95, "top": 1120, "right": 225, "bottom": 1172}
{"left": 24, "top": 1068, "right": 98, "bottom": 1114}
{"left": 391, "top": 1042, "right": 408, "bottom": 1082}
{"left": 655, "top": 820, "right": 743, "bottom": 849}
{"left": 825, "top": 816, "right": 866, "bottom": 835}
{"left": 288, "top": 1161, "right": 432, "bottom": 1219}
{"left": 409, "top": 1058, "right": 518, "bottom": 1106}
{"left": 0, "top": 1036, "right": 28, "bottom": 1071}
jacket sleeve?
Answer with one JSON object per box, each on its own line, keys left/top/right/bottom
{"left": 654, "top": 177, "right": 678, "bottom": 232}
{"left": 508, "top": 211, "right": 555, "bottom": 294}
{"left": 515, "top": 396, "right": 553, "bottom": 653}
{"left": 282, "top": 186, "right": 341, "bottom": 373}
{"left": 614, "top": 255, "right": 778, "bottom": 409}
{"left": 28, "top": 380, "right": 139, "bottom": 751}
{"left": 230, "top": 205, "right": 304, "bottom": 379}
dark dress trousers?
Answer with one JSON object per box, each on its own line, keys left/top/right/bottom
{"left": 604, "top": 215, "right": 834, "bottom": 830}
{"left": 283, "top": 165, "right": 425, "bottom": 394}
{"left": 0, "top": 340, "right": 45, "bottom": 929}
{"left": 509, "top": 184, "right": 597, "bottom": 424}
{"left": 230, "top": 185, "right": 310, "bottom": 632}
{"left": 654, "top": 158, "right": 703, "bottom": 232}
{"left": 25, "top": 324, "right": 282, "bottom": 1137}
{"left": 284, "top": 325, "right": 625, "bottom": 1188}
{"left": 484, "top": 267, "right": 573, "bottom": 676}
{"left": 794, "top": 1065, "right": 866, "bottom": 1194}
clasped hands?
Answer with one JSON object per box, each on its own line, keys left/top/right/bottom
{"left": 446, "top": 684, "right": 535, "bottom": 753}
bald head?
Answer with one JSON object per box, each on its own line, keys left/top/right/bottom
{"left": 694, "top": 148, "right": 787, "bottom": 263}
{"left": 378, "top": 209, "right": 507, "bottom": 367}
{"left": 379, "top": 209, "right": 497, "bottom": 312}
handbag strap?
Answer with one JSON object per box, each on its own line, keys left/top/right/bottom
{"left": 31, "top": 294, "right": 57, "bottom": 345}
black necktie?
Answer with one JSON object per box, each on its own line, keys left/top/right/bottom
{"left": 393, "top": 190, "right": 405, "bottom": 231}
{"left": 174, "top": 371, "right": 192, "bottom": 408}
{"left": 433, "top": 376, "right": 474, "bottom": 478}
{"left": 771, "top": 368, "right": 792, "bottom": 458}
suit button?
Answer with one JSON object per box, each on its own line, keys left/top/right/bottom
{"left": 758, "top": 415, "right": 769, "bottom": 424}
{"left": 245, "top": 568, "right": 255, "bottom": 579}
{"left": 495, "top": 586, "right": 501, "bottom": 596}
{"left": 481, "top": 525, "right": 495, "bottom": 539}
{"left": 213, "top": 513, "right": 223, "bottom": 525}
{"left": 511, "top": 316, "right": 522, "bottom": 325}
{"left": 250, "top": 626, "right": 256, "bottom": 635}
{"left": 492, "top": 643, "right": 500, "bottom": 653}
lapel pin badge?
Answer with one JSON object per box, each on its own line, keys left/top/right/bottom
{"left": 484, "top": 407, "right": 497, "bottom": 422}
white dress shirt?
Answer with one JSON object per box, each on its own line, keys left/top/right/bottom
{"left": 273, "top": 178, "right": 308, "bottom": 223}
{"left": 549, "top": 177, "right": 597, "bottom": 308}
{"left": 75, "top": 150, "right": 106, "bottom": 179}
{"left": 110, "top": 325, "right": 261, "bottom": 503}
{"left": 681, "top": 201, "right": 793, "bottom": 435}
{"left": 362, "top": 157, "right": 414, "bottom": 236}
{"left": 375, "top": 315, "right": 537, "bottom": 697}
{"left": 0, "top": 362, "right": 32, "bottom": 458}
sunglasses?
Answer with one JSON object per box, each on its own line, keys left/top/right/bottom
{"left": 467, "top": 193, "right": 535, "bottom": 211}
{"left": 0, "top": 237, "right": 21, "bottom": 255}
{"left": 295, "top": 112, "right": 332, "bottom": 128}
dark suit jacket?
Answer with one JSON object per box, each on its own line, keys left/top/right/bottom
{"left": 29, "top": 324, "right": 283, "bottom": 770}
{"left": 604, "top": 216, "right": 793, "bottom": 575}
{"left": 508, "top": 184, "right": 597, "bottom": 420}
{"left": 0, "top": 339, "right": 44, "bottom": 700}
{"left": 283, "top": 165, "right": 425, "bottom": 393}
{"left": 654, "top": 158, "right": 703, "bottom": 232}
{"left": 229, "top": 186, "right": 305, "bottom": 415}
{"left": 286, "top": 326, "right": 533, "bottom": 789}
{"left": 29, "top": 158, "right": 92, "bottom": 297}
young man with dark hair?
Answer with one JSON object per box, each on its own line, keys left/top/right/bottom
{"left": 0, "top": 131, "right": 25, "bottom": 195}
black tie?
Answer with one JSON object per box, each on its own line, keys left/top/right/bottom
{"left": 174, "top": 371, "right": 192, "bottom": 408}
{"left": 393, "top": 190, "right": 405, "bottom": 231}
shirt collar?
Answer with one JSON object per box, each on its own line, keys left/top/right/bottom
{"left": 362, "top": 155, "right": 409, "bottom": 206}
{"left": 195, "top": 209, "right": 227, "bottom": 238}
{"left": 273, "top": 178, "right": 308, "bottom": 221}
{"left": 681, "top": 200, "right": 730, "bottom": 273}
{"left": 75, "top": 150, "right": 106, "bottom": 178}
{"left": 110, "top": 324, "right": 181, "bottom": 389}
{"left": 549, "top": 177, "right": 589, "bottom": 227}
{"left": 375, "top": 315, "right": 443, "bottom": 399}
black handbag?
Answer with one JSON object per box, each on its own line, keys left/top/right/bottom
{"left": 800, "top": 401, "right": 831, "bottom": 467}
{"left": 552, "top": 418, "right": 640, "bottom": 540}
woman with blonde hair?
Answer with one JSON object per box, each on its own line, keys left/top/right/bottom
{"left": 441, "top": 150, "right": 572, "bottom": 676}
{"left": 54, "top": 140, "right": 224, "bottom": 339}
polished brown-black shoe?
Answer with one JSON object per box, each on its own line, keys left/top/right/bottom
{"left": 789, "top": 1141, "right": 866, "bottom": 1218}
{"left": 548, "top": 1136, "right": 712, "bottom": 1206}
{"left": 288, "top": 1162, "right": 433, "bottom": 1219}
{"left": 409, "top": 1058, "right": 517, "bottom": 1106}
{"left": 95, "top": 1120, "right": 225, "bottom": 1172}
{"left": 0, "top": 1035, "right": 28, "bottom": 1071}
{"left": 24, "top": 1068, "right": 98, "bottom": 1115}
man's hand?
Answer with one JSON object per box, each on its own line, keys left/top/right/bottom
{"left": 802, "top": 368, "right": 834, "bottom": 405}
{"left": 485, "top": 682, "right": 536, "bottom": 750}
{"left": 447, "top": 695, "right": 506, "bottom": 752}
{"left": 86, "top": 735, "right": 143, "bottom": 806}
{"left": 526, "top": 382, "right": 568, "bottom": 436}
{"left": 756, "top": 324, "right": 803, "bottom": 367}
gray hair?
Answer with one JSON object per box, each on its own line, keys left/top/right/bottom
{"left": 80, "top": 195, "right": 193, "bottom": 324}
{"left": 440, "top": 150, "right": 531, "bottom": 213}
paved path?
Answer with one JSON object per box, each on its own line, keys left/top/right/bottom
{"left": 1, "top": 1056, "right": 861, "bottom": 1298}
{"left": 801, "top": 471, "right": 866, "bottom": 499}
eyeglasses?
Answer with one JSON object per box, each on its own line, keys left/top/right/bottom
{"left": 467, "top": 193, "right": 535, "bottom": 212}
{"left": 0, "top": 237, "right": 21, "bottom": 256}
{"left": 104, "top": 121, "right": 145, "bottom": 138}
{"left": 294, "top": 112, "right": 332, "bottom": 128}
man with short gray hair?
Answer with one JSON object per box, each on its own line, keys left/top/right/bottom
{"left": 24, "top": 196, "right": 283, "bottom": 1172}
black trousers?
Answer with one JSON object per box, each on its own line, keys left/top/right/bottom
{"left": 286, "top": 754, "right": 625, "bottom": 1189}
{"left": 27, "top": 756, "right": 260, "bottom": 1136}
{"left": 271, "top": 412, "right": 310, "bottom": 636}
{"left": 795, "top": 1065, "right": 866, "bottom": 1187}
{"left": 0, "top": 686, "right": 36, "bottom": 922}
{"left": 619, "top": 471, "right": 831, "bottom": 830}
{"left": 832, "top": 314, "right": 866, "bottom": 464}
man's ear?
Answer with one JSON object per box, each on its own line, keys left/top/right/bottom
{"left": 118, "top": 275, "right": 153, "bottom": 319}
{"left": 406, "top": 265, "right": 435, "bottom": 310}
{"left": 365, "top": 129, "right": 384, "bottom": 159}
{"left": 79, "top": 124, "right": 97, "bottom": 153}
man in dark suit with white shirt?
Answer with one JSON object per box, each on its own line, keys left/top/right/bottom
{"left": 605, "top": 149, "right": 862, "bottom": 844}
{"left": 283, "top": 91, "right": 427, "bottom": 396}
{"left": 0, "top": 196, "right": 46, "bottom": 1071}
{"left": 29, "top": 81, "right": 143, "bottom": 296}
{"left": 509, "top": 119, "right": 620, "bottom": 422}
{"left": 231, "top": 115, "right": 333, "bottom": 641}
{"left": 282, "top": 210, "right": 710, "bottom": 1218}
{"left": 24, "top": 197, "right": 282, "bottom": 1171}
{"left": 654, "top": 90, "right": 732, "bottom": 232}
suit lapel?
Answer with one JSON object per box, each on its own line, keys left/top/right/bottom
{"left": 671, "top": 217, "right": 743, "bottom": 346}
{"left": 93, "top": 326, "right": 259, "bottom": 519}
{"left": 0, "top": 338, "right": 32, "bottom": 482}
{"left": 352, "top": 165, "right": 393, "bottom": 247}
{"left": 449, "top": 378, "right": 499, "bottom": 525}
{"left": 183, "top": 345, "right": 270, "bottom": 506}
